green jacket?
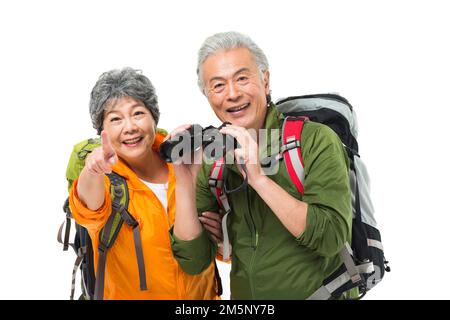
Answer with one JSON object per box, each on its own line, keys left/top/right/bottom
{"left": 170, "top": 104, "right": 353, "bottom": 299}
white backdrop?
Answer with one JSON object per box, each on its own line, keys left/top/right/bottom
{"left": 0, "top": 0, "right": 449, "bottom": 300}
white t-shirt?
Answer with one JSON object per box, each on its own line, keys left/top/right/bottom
{"left": 140, "top": 180, "right": 168, "bottom": 213}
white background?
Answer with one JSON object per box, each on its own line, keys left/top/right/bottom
{"left": 0, "top": 0, "right": 449, "bottom": 300}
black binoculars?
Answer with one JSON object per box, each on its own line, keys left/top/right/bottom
{"left": 159, "top": 123, "right": 238, "bottom": 163}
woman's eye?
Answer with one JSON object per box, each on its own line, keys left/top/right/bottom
{"left": 134, "top": 111, "right": 145, "bottom": 116}
{"left": 110, "top": 117, "right": 121, "bottom": 122}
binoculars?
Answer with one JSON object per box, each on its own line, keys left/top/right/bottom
{"left": 159, "top": 123, "right": 238, "bottom": 163}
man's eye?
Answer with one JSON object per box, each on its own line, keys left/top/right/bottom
{"left": 237, "top": 76, "right": 249, "bottom": 82}
{"left": 134, "top": 111, "right": 145, "bottom": 116}
{"left": 214, "top": 83, "right": 225, "bottom": 89}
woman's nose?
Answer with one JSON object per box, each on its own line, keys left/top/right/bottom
{"left": 123, "top": 117, "right": 138, "bottom": 132}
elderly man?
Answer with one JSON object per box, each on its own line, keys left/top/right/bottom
{"left": 169, "top": 32, "right": 355, "bottom": 299}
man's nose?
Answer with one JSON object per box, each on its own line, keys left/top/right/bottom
{"left": 226, "top": 80, "right": 242, "bottom": 100}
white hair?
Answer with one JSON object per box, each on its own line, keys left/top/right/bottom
{"left": 196, "top": 31, "right": 269, "bottom": 95}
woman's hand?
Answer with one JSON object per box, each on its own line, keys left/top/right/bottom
{"left": 166, "top": 124, "right": 203, "bottom": 184}
{"left": 169, "top": 124, "right": 205, "bottom": 241}
{"left": 77, "top": 131, "right": 118, "bottom": 210}
{"left": 85, "top": 131, "right": 118, "bottom": 175}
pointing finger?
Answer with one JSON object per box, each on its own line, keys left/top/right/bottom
{"left": 101, "top": 131, "right": 116, "bottom": 160}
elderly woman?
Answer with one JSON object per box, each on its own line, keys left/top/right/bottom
{"left": 69, "top": 67, "right": 219, "bottom": 300}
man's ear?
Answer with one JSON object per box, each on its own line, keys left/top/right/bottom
{"left": 263, "top": 70, "right": 270, "bottom": 95}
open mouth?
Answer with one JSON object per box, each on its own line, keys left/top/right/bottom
{"left": 227, "top": 103, "right": 250, "bottom": 113}
{"left": 122, "top": 136, "right": 143, "bottom": 146}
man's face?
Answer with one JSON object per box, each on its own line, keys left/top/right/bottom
{"left": 201, "top": 47, "right": 270, "bottom": 131}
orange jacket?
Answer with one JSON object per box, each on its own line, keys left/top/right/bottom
{"left": 69, "top": 132, "right": 219, "bottom": 300}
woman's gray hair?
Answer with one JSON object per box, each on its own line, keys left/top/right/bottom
{"left": 89, "top": 67, "right": 160, "bottom": 134}
{"left": 196, "top": 31, "right": 269, "bottom": 95}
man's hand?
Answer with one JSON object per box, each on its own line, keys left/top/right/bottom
{"left": 85, "top": 131, "right": 118, "bottom": 175}
{"left": 199, "top": 211, "right": 231, "bottom": 257}
{"left": 199, "top": 211, "right": 223, "bottom": 244}
{"left": 219, "top": 124, "right": 264, "bottom": 186}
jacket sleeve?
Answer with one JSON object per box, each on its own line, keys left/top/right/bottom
{"left": 296, "top": 123, "right": 352, "bottom": 257}
{"left": 169, "top": 227, "right": 216, "bottom": 275}
{"left": 169, "top": 163, "right": 219, "bottom": 275}
{"left": 68, "top": 177, "right": 111, "bottom": 233}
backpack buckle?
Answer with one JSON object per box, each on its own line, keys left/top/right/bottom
{"left": 119, "top": 209, "right": 139, "bottom": 229}
{"left": 280, "top": 138, "right": 300, "bottom": 154}
{"left": 63, "top": 198, "right": 72, "bottom": 218}
{"left": 208, "top": 178, "right": 223, "bottom": 188}
{"left": 286, "top": 115, "right": 309, "bottom": 122}
{"left": 98, "top": 241, "right": 107, "bottom": 254}
{"left": 128, "top": 219, "right": 139, "bottom": 229}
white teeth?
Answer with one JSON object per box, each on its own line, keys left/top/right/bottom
{"left": 229, "top": 103, "right": 249, "bottom": 112}
{"left": 124, "top": 137, "right": 141, "bottom": 144}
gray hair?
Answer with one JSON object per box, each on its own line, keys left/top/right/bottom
{"left": 89, "top": 67, "right": 160, "bottom": 134}
{"left": 196, "top": 31, "right": 269, "bottom": 95}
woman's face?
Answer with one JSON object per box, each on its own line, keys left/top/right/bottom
{"left": 102, "top": 96, "right": 156, "bottom": 163}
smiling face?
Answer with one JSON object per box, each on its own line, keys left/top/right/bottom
{"left": 102, "top": 96, "right": 156, "bottom": 164}
{"left": 201, "top": 47, "right": 270, "bottom": 131}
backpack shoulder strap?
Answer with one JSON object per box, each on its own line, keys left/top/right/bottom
{"left": 102, "top": 172, "right": 129, "bottom": 247}
{"left": 209, "top": 158, "right": 231, "bottom": 214}
{"left": 208, "top": 158, "right": 232, "bottom": 262}
{"left": 109, "top": 172, "right": 148, "bottom": 293}
{"left": 281, "top": 116, "right": 308, "bottom": 195}
{"left": 58, "top": 198, "right": 73, "bottom": 252}
{"left": 93, "top": 172, "right": 126, "bottom": 300}
{"left": 94, "top": 172, "right": 148, "bottom": 300}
